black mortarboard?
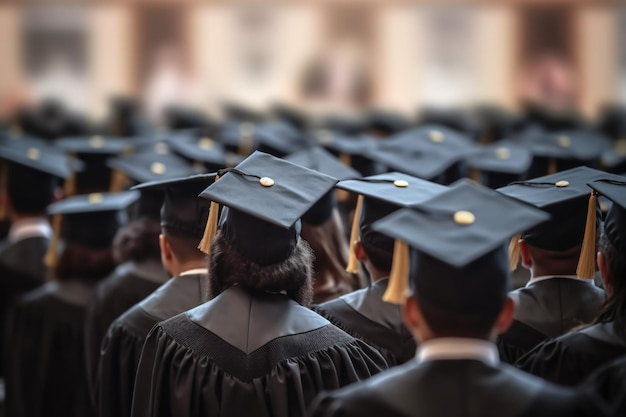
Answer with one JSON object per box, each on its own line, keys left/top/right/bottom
{"left": 283, "top": 146, "right": 360, "bottom": 225}
{"left": 270, "top": 103, "right": 309, "bottom": 131}
{"left": 132, "top": 173, "right": 216, "bottom": 238}
{"left": 497, "top": 166, "right": 626, "bottom": 278}
{"left": 222, "top": 102, "right": 265, "bottom": 124}
{"left": 465, "top": 142, "right": 532, "bottom": 189}
{"left": 365, "top": 110, "right": 412, "bottom": 137}
{"left": 337, "top": 172, "right": 448, "bottom": 272}
{"left": 587, "top": 178, "right": 626, "bottom": 254}
{"left": 601, "top": 140, "right": 626, "bottom": 174}
{"left": 418, "top": 107, "right": 480, "bottom": 138}
{"left": 0, "top": 136, "right": 76, "bottom": 179}
{"left": 163, "top": 105, "right": 213, "bottom": 130}
{"left": 55, "top": 135, "right": 135, "bottom": 193}
{"left": 197, "top": 151, "right": 338, "bottom": 265}
{"left": 371, "top": 179, "right": 549, "bottom": 305}
{"left": 218, "top": 121, "right": 307, "bottom": 158}
{"left": 313, "top": 114, "right": 367, "bottom": 136}
{"left": 45, "top": 191, "right": 140, "bottom": 266}
{"left": 167, "top": 131, "right": 228, "bottom": 171}
{"left": 367, "top": 125, "right": 478, "bottom": 183}
{"left": 311, "top": 130, "right": 381, "bottom": 176}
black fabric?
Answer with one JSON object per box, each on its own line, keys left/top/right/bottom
{"left": 95, "top": 273, "right": 209, "bottom": 417}
{"left": 497, "top": 278, "right": 606, "bottom": 364}
{"left": 131, "top": 287, "right": 388, "bottom": 417}
{"left": 516, "top": 322, "right": 626, "bottom": 386}
{"left": 0, "top": 237, "right": 48, "bottom": 377}
{"left": 84, "top": 259, "right": 168, "bottom": 403}
{"left": 307, "top": 359, "right": 601, "bottom": 417}
{"left": 4, "top": 281, "right": 96, "bottom": 417}
{"left": 313, "top": 280, "right": 416, "bottom": 366}
{"left": 581, "top": 355, "right": 626, "bottom": 417}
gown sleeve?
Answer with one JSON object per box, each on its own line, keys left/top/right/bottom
{"left": 580, "top": 356, "right": 626, "bottom": 417}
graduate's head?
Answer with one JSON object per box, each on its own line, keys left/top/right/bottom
{"left": 47, "top": 191, "right": 139, "bottom": 281}
{"left": 588, "top": 180, "right": 626, "bottom": 338}
{"left": 112, "top": 216, "right": 162, "bottom": 264}
{"left": 372, "top": 179, "right": 549, "bottom": 342}
{"left": 131, "top": 173, "right": 216, "bottom": 277}
{"left": 197, "top": 151, "right": 339, "bottom": 306}
{"left": 498, "top": 167, "right": 626, "bottom": 279}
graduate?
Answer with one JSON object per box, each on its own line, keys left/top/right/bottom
{"left": 4, "top": 190, "right": 139, "bottom": 417}
{"left": 516, "top": 178, "right": 626, "bottom": 385}
{"left": 131, "top": 151, "right": 388, "bottom": 417}
{"left": 94, "top": 173, "right": 215, "bottom": 417}
{"left": 581, "top": 355, "right": 626, "bottom": 417}
{"left": 496, "top": 166, "right": 625, "bottom": 363}
{"left": 308, "top": 179, "right": 602, "bottom": 417}
{"left": 313, "top": 172, "right": 448, "bottom": 365}
{"left": 83, "top": 148, "right": 194, "bottom": 401}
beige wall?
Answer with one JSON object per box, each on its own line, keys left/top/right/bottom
{"left": 0, "top": 6, "right": 24, "bottom": 111}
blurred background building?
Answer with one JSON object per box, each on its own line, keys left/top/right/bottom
{"left": 0, "top": 0, "right": 622, "bottom": 124}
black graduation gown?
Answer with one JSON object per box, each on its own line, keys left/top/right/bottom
{"left": 497, "top": 278, "right": 605, "bottom": 363}
{"left": 580, "top": 355, "right": 626, "bottom": 417}
{"left": 95, "top": 272, "right": 209, "bottom": 417}
{"left": 313, "top": 279, "right": 416, "bottom": 366}
{"left": 308, "top": 358, "right": 603, "bottom": 417}
{"left": 0, "top": 237, "right": 48, "bottom": 377}
{"left": 131, "top": 286, "right": 389, "bottom": 417}
{"left": 4, "top": 280, "right": 96, "bottom": 417}
{"left": 516, "top": 321, "right": 626, "bottom": 386}
{"left": 84, "top": 259, "right": 168, "bottom": 399}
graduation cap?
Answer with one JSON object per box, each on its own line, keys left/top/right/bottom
{"left": 197, "top": 151, "right": 338, "bottom": 265}
{"left": 465, "top": 142, "right": 532, "bottom": 189}
{"left": 218, "top": 121, "right": 307, "bottom": 158}
{"left": 45, "top": 190, "right": 140, "bottom": 267}
{"left": 270, "top": 103, "right": 309, "bottom": 131}
{"left": 0, "top": 137, "right": 81, "bottom": 218}
{"left": 283, "top": 146, "right": 360, "bottom": 225}
{"left": 587, "top": 178, "right": 626, "bottom": 254}
{"left": 167, "top": 131, "right": 228, "bottom": 171}
{"left": 497, "top": 166, "right": 626, "bottom": 278}
{"left": 367, "top": 125, "right": 478, "bottom": 183}
{"left": 371, "top": 179, "right": 549, "bottom": 305}
{"left": 221, "top": 102, "right": 265, "bottom": 124}
{"left": 365, "top": 110, "right": 412, "bottom": 137}
{"left": 132, "top": 173, "right": 217, "bottom": 238}
{"left": 55, "top": 136, "right": 135, "bottom": 193}
{"left": 163, "top": 105, "right": 213, "bottom": 131}
{"left": 337, "top": 172, "right": 448, "bottom": 273}
{"left": 309, "top": 130, "right": 381, "bottom": 176}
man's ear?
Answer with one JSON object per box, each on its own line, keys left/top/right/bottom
{"left": 354, "top": 240, "right": 367, "bottom": 262}
{"left": 598, "top": 251, "right": 611, "bottom": 293}
{"left": 403, "top": 295, "right": 420, "bottom": 334}
{"left": 494, "top": 296, "right": 516, "bottom": 335}
{"left": 519, "top": 240, "right": 533, "bottom": 269}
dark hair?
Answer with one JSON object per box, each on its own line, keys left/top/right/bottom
{"left": 112, "top": 217, "right": 162, "bottom": 264}
{"left": 593, "top": 231, "right": 626, "bottom": 339}
{"left": 54, "top": 242, "right": 116, "bottom": 282}
{"left": 417, "top": 296, "right": 500, "bottom": 339}
{"left": 361, "top": 236, "right": 393, "bottom": 272}
{"left": 162, "top": 226, "right": 207, "bottom": 264}
{"left": 7, "top": 164, "right": 56, "bottom": 214}
{"left": 208, "top": 231, "right": 314, "bottom": 307}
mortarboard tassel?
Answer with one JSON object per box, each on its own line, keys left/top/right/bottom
{"left": 345, "top": 194, "right": 364, "bottom": 273}
{"left": 63, "top": 171, "right": 77, "bottom": 197}
{"left": 339, "top": 153, "right": 352, "bottom": 168}
{"left": 238, "top": 123, "right": 255, "bottom": 156}
{"left": 0, "top": 161, "right": 7, "bottom": 220}
{"left": 547, "top": 158, "right": 558, "bottom": 175}
{"left": 508, "top": 234, "right": 521, "bottom": 271}
{"left": 109, "top": 169, "right": 128, "bottom": 192}
{"left": 469, "top": 168, "right": 481, "bottom": 184}
{"left": 44, "top": 214, "right": 63, "bottom": 268}
{"left": 198, "top": 175, "right": 220, "bottom": 254}
{"left": 382, "top": 239, "right": 410, "bottom": 305}
{"left": 577, "top": 191, "right": 598, "bottom": 279}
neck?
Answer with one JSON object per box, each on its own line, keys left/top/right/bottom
{"left": 11, "top": 213, "right": 47, "bottom": 222}
{"left": 365, "top": 262, "right": 389, "bottom": 283}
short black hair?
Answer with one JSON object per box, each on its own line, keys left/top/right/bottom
{"left": 7, "top": 163, "right": 56, "bottom": 214}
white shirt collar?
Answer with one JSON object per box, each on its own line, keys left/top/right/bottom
{"left": 8, "top": 218, "right": 52, "bottom": 242}
{"left": 416, "top": 338, "right": 499, "bottom": 366}
{"left": 526, "top": 275, "right": 592, "bottom": 287}
{"left": 179, "top": 268, "right": 209, "bottom": 277}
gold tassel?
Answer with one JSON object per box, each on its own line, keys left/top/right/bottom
{"left": 345, "top": 194, "right": 364, "bottom": 273}
{"left": 238, "top": 123, "right": 255, "bottom": 156}
{"left": 109, "top": 169, "right": 128, "bottom": 192}
{"left": 508, "top": 234, "right": 521, "bottom": 271}
{"left": 0, "top": 161, "right": 7, "bottom": 220}
{"left": 547, "top": 158, "right": 557, "bottom": 175}
{"left": 63, "top": 153, "right": 78, "bottom": 197}
{"left": 469, "top": 168, "right": 481, "bottom": 184}
{"left": 339, "top": 153, "right": 352, "bottom": 167}
{"left": 577, "top": 192, "right": 598, "bottom": 279}
{"left": 382, "top": 239, "right": 410, "bottom": 305}
{"left": 44, "top": 214, "right": 63, "bottom": 268}
{"left": 197, "top": 175, "right": 220, "bottom": 254}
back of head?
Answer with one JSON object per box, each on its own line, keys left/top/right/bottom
{"left": 7, "top": 162, "right": 57, "bottom": 215}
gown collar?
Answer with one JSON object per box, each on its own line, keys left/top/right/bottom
{"left": 416, "top": 337, "right": 499, "bottom": 366}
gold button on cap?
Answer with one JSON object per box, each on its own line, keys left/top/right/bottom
{"left": 557, "top": 135, "right": 571, "bottom": 148}
{"left": 151, "top": 162, "right": 166, "bottom": 175}
{"left": 198, "top": 138, "right": 214, "bottom": 150}
{"left": 495, "top": 147, "right": 511, "bottom": 160}
{"left": 453, "top": 210, "right": 475, "bottom": 225}
{"left": 90, "top": 136, "right": 104, "bottom": 149}
{"left": 27, "top": 147, "right": 40, "bottom": 160}
{"left": 88, "top": 193, "right": 103, "bottom": 204}
{"left": 259, "top": 177, "right": 275, "bottom": 187}
{"left": 393, "top": 179, "right": 409, "bottom": 188}
{"left": 429, "top": 130, "right": 444, "bottom": 143}
{"left": 555, "top": 180, "right": 570, "bottom": 187}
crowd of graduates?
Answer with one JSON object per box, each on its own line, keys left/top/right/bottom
{"left": 0, "top": 97, "right": 625, "bottom": 417}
